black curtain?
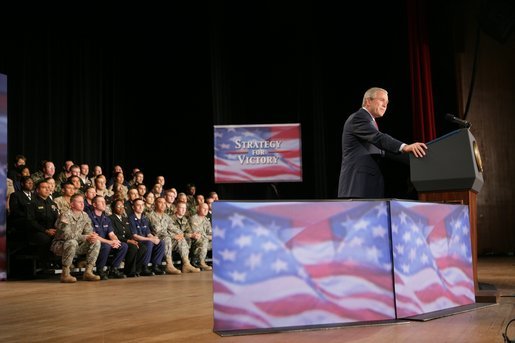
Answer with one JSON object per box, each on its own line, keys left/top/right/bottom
{"left": 1, "top": 5, "right": 213, "bottom": 193}
{"left": 2, "top": 1, "right": 428, "bottom": 199}
{"left": 4, "top": 24, "right": 121, "bottom": 172}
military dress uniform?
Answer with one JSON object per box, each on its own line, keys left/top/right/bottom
{"left": 110, "top": 213, "right": 147, "bottom": 277}
{"left": 89, "top": 212, "right": 128, "bottom": 279}
{"left": 128, "top": 213, "right": 165, "bottom": 276}
{"left": 7, "top": 190, "right": 34, "bottom": 242}
{"left": 51, "top": 209, "right": 100, "bottom": 282}
{"left": 27, "top": 195, "right": 59, "bottom": 258}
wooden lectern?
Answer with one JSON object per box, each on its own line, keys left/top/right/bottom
{"left": 409, "top": 129, "right": 488, "bottom": 300}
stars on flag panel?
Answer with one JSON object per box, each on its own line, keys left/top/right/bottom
{"left": 212, "top": 200, "right": 474, "bottom": 331}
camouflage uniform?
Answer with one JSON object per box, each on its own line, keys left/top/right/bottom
{"left": 51, "top": 209, "right": 100, "bottom": 266}
{"left": 95, "top": 188, "right": 114, "bottom": 199}
{"left": 54, "top": 196, "right": 71, "bottom": 215}
{"left": 149, "top": 212, "right": 189, "bottom": 259}
{"left": 169, "top": 214, "right": 201, "bottom": 273}
{"left": 30, "top": 170, "right": 45, "bottom": 185}
{"left": 147, "top": 211, "right": 174, "bottom": 258}
{"left": 189, "top": 214, "right": 211, "bottom": 260}
{"left": 186, "top": 196, "right": 197, "bottom": 218}
{"left": 171, "top": 214, "right": 192, "bottom": 242}
{"left": 164, "top": 203, "right": 176, "bottom": 218}
{"left": 143, "top": 203, "right": 154, "bottom": 216}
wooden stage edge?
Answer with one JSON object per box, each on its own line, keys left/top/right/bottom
{"left": 0, "top": 256, "right": 514, "bottom": 343}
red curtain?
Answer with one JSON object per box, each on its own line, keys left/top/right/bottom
{"left": 407, "top": 0, "right": 437, "bottom": 142}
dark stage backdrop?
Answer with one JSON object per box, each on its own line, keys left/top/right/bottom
{"left": 0, "top": 1, "right": 448, "bottom": 200}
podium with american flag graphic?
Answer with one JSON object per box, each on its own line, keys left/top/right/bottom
{"left": 410, "top": 128, "right": 484, "bottom": 294}
{"left": 212, "top": 199, "right": 475, "bottom": 335}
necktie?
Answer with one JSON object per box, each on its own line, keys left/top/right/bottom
{"left": 373, "top": 120, "right": 378, "bottom": 130}
{"left": 26, "top": 192, "right": 31, "bottom": 200}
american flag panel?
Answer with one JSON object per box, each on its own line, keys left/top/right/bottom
{"left": 390, "top": 200, "right": 475, "bottom": 318}
{"left": 212, "top": 200, "right": 396, "bottom": 332}
{"left": 213, "top": 123, "right": 302, "bottom": 183}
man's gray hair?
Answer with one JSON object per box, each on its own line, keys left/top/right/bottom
{"left": 362, "top": 87, "right": 387, "bottom": 107}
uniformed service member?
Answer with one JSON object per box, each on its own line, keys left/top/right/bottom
{"left": 128, "top": 198, "right": 166, "bottom": 276}
{"left": 26, "top": 180, "right": 59, "bottom": 259}
{"left": 189, "top": 202, "right": 213, "bottom": 271}
{"left": 51, "top": 193, "right": 101, "bottom": 283}
{"left": 171, "top": 201, "right": 203, "bottom": 273}
{"left": 147, "top": 197, "right": 199, "bottom": 274}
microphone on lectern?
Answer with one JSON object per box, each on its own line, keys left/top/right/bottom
{"left": 445, "top": 113, "right": 471, "bottom": 128}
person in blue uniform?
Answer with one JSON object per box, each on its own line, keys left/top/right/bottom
{"left": 128, "top": 198, "right": 165, "bottom": 276}
{"left": 89, "top": 196, "right": 128, "bottom": 280}
{"left": 110, "top": 199, "right": 147, "bottom": 277}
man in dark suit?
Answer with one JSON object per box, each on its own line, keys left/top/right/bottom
{"left": 338, "top": 87, "right": 427, "bottom": 198}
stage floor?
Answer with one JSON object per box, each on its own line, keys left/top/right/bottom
{"left": 0, "top": 256, "right": 514, "bottom": 342}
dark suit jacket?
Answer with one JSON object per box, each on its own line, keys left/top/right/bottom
{"left": 8, "top": 190, "right": 33, "bottom": 221}
{"left": 110, "top": 214, "right": 133, "bottom": 243}
{"left": 338, "top": 108, "right": 404, "bottom": 198}
{"left": 27, "top": 196, "right": 59, "bottom": 234}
